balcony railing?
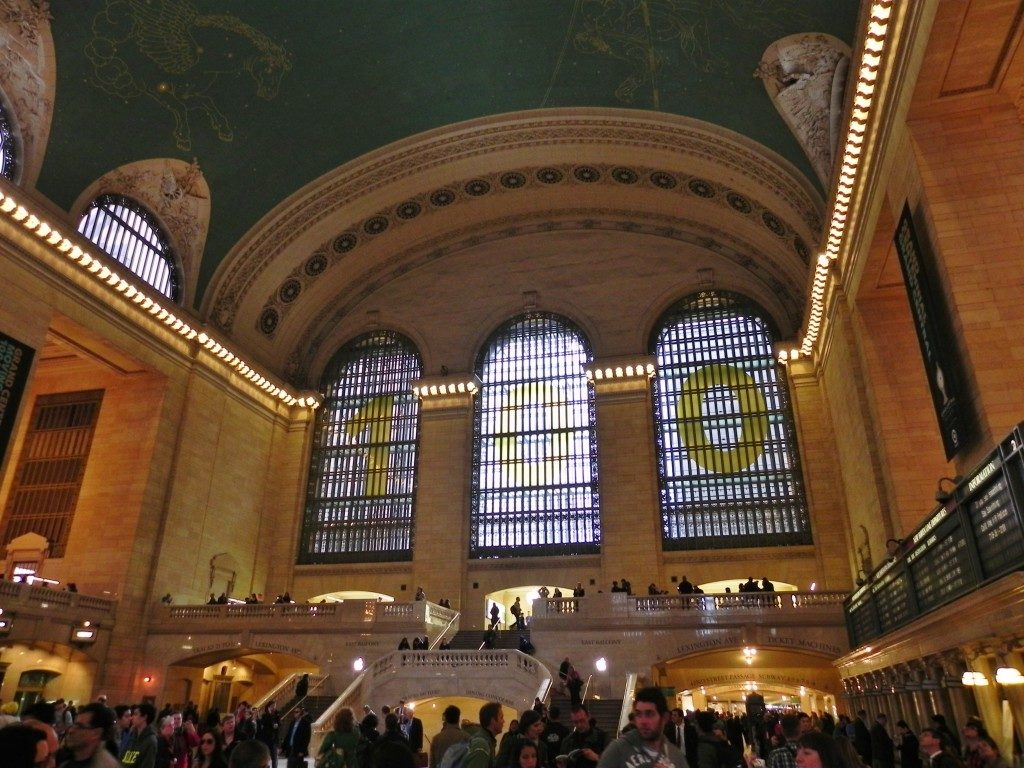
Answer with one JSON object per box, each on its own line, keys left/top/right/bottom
{"left": 532, "top": 590, "right": 847, "bottom": 626}
{"left": 0, "top": 579, "right": 117, "bottom": 618}
{"left": 152, "top": 599, "right": 458, "bottom": 633}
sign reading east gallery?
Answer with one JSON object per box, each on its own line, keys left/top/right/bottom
{"left": 893, "top": 202, "right": 969, "bottom": 459}
{"left": 0, "top": 330, "right": 34, "bottom": 466}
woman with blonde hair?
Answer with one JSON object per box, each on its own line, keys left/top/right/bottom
{"left": 317, "top": 707, "right": 359, "bottom": 768}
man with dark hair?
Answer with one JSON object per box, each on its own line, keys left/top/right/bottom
{"left": 257, "top": 701, "right": 281, "bottom": 766}
{"left": 121, "top": 704, "right": 158, "bottom": 768}
{"left": 768, "top": 714, "right": 800, "bottom": 768}
{"left": 560, "top": 705, "right": 606, "bottom": 768}
{"left": 695, "top": 711, "right": 721, "bottom": 768}
{"left": 665, "top": 708, "right": 684, "bottom": 747}
{"left": 542, "top": 706, "right": 570, "bottom": 768}
{"left": 283, "top": 707, "right": 311, "bottom": 768}
{"left": 228, "top": 739, "right": 272, "bottom": 768}
{"left": 431, "top": 705, "right": 468, "bottom": 768}
{"left": 465, "top": 702, "right": 504, "bottom": 768}
{"left": 61, "top": 703, "right": 119, "bottom": 768}
{"left": 872, "top": 714, "right": 895, "bottom": 768}
{"left": 919, "top": 729, "right": 962, "bottom": 768}
{"left": 597, "top": 686, "right": 685, "bottom": 767}
{"left": 113, "top": 706, "right": 133, "bottom": 757}
{"left": 854, "top": 710, "right": 873, "bottom": 766}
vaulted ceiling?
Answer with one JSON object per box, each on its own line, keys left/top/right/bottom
{"left": 23, "top": 1, "right": 863, "bottom": 382}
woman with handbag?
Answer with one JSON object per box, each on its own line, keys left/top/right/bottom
{"left": 317, "top": 708, "right": 359, "bottom": 768}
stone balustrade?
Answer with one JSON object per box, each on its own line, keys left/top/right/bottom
{"left": 532, "top": 590, "right": 848, "bottom": 627}
{"left": 0, "top": 579, "right": 117, "bottom": 620}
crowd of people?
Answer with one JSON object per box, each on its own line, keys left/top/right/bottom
{"left": 0, "top": 696, "right": 288, "bottom": 768}
{"left": 0, "top": 683, "right": 1008, "bottom": 768}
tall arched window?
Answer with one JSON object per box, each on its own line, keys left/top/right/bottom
{"left": 0, "top": 102, "right": 15, "bottom": 181}
{"left": 472, "top": 312, "right": 600, "bottom": 558}
{"left": 77, "top": 194, "right": 180, "bottom": 302}
{"left": 299, "top": 330, "right": 422, "bottom": 563}
{"left": 651, "top": 291, "right": 810, "bottom": 549}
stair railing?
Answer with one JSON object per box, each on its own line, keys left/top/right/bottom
{"left": 430, "top": 609, "right": 460, "bottom": 649}
{"left": 616, "top": 672, "right": 638, "bottom": 734}
{"left": 581, "top": 673, "right": 594, "bottom": 703}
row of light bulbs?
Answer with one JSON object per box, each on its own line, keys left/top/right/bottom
{"left": 0, "top": 187, "right": 317, "bottom": 410}
{"left": 412, "top": 380, "right": 479, "bottom": 398}
{"left": 783, "top": 0, "right": 895, "bottom": 364}
{"left": 585, "top": 362, "right": 656, "bottom": 381}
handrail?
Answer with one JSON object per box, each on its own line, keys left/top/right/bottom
{"left": 281, "top": 673, "right": 330, "bottom": 720}
{"left": 312, "top": 672, "right": 366, "bottom": 735}
{"left": 430, "top": 610, "right": 460, "bottom": 649}
{"left": 617, "top": 673, "right": 638, "bottom": 734}
{"left": 581, "top": 673, "right": 594, "bottom": 703}
{"left": 253, "top": 673, "right": 300, "bottom": 709}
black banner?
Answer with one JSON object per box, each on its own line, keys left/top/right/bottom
{"left": 893, "top": 202, "right": 968, "bottom": 459}
{"left": 0, "top": 330, "right": 35, "bottom": 467}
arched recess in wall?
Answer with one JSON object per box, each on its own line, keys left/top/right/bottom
{"left": 200, "top": 109, "right": 824, "bottom": 380}
{"left": 0, "top": 2, "right": 56, "bottom": 188}
{"left": 70, "top": 159, "right": 211, "bottom": 308}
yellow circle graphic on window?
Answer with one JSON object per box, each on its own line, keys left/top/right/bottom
{"left": 676, "top": 364, "right": 769, "bottom": 474}
{"left": 495, "top": 382, "right": 569, "bottom": 486}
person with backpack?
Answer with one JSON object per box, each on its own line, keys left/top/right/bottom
{"left": 444, "top": 702, "right": 503, "bottom": 768}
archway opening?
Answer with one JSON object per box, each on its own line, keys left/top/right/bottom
{"left": 483, "top": 584, "right": 574, "bottom": 629}
{"left": 307, "top": 590, "right": 394, "bottom": 603}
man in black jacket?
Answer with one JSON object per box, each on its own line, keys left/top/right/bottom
{"left": 283, "top": 707, "right": 311, "bottom": 768}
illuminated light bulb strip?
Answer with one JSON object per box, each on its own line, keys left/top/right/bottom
{"left": 584, "top": 361, "right": 657, "bottom": 381}
{"left": 782, "top": 0, "right": 895, "bottom": 364}
{"left": 0, "top": 186, "right": 314, "bottom": 410}
{"left": 412, "top": 379, "right": 480, "bottom": 398}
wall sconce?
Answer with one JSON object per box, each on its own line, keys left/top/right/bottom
{"left": 935, "top": 475, "right": 963, "bottom": 504}
{"left": 995, "top": 664, "right": 1024, "bottom": 685}
{"left": 961, "top": 671, "right": 989, "bottom": 686}
{"left": 71, "top": 620, "right": 97, "bottom": 644}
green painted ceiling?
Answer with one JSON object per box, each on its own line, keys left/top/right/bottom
{"left": 38, "top": 1, "right": 859, "bottom": 302}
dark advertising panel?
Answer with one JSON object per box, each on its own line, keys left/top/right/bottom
{"left": 893, "top": 202, "right": 969, "bottom": 459}
{"left": 0, "top": 330, "right": 35, "bottom": 466}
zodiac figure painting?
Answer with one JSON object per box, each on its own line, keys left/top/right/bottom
{"left": 566, "top": 0, "right": 797, "bottom": 107}
{"left": 85, "top": 0, "right": 292, "bottom": 151}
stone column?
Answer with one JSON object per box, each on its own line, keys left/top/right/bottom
{"left": 584, "top": 358, "right": 663, "bottom": 589}
{"left": 410, "top": 375, "right": 478, "bottom": 622}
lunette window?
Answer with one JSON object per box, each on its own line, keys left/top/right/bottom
{"left": 77, "top": 194, "right": 180, "bottom": 302}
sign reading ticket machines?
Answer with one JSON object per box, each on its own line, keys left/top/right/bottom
{"left": 0, "top": 330, "right": 34, "bottom": 466}
{"left": 894, "top": 202, "right": 969, "bottom": 459}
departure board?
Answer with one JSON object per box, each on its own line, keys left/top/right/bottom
{"left": 966, "top": 473, "right": 1024, "bottom": 578}
{"left": 873, "top": 570, "right": 912, "bottom": 632}
{"left": 847, "top": 592, "right": 879, "bottom": 646}
{"left": 909, "top": 526, "right": 971, "bottom": 612}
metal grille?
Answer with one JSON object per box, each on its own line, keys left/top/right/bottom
{"left": 77, "top": 194, "right": 180, "bottom": 302}
{"left": 651, "top": 292, "right": 811, "bottom": 549}
{"left": 0, "top": 391, "right": 104, "bottom": 557}
{"left": 299, "top": 330, "right": 422, "bottom": 563}
{"left": 0, "top": 102, "right": 15, "bottom": 181}
{"left": 471, "top": 312, "right": 600, "bottom": 558}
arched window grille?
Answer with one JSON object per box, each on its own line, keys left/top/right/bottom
{"left": 651, "top": 291, "right": 810, "bottom": 549}
{"left": 77, "top": 194, "right": 180, "bottom": 302}
{"left": 471, "top": 312, "right": 600, "bottom": 558}
{"left": 299, "top": 330, "right": 422, "bottom": 563}
{"left": 0, "top": 101, "right": 16, "bottom": 181}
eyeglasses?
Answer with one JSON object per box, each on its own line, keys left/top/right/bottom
{"left": 201, "top": 738, "right": 216, "bottom": 745}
